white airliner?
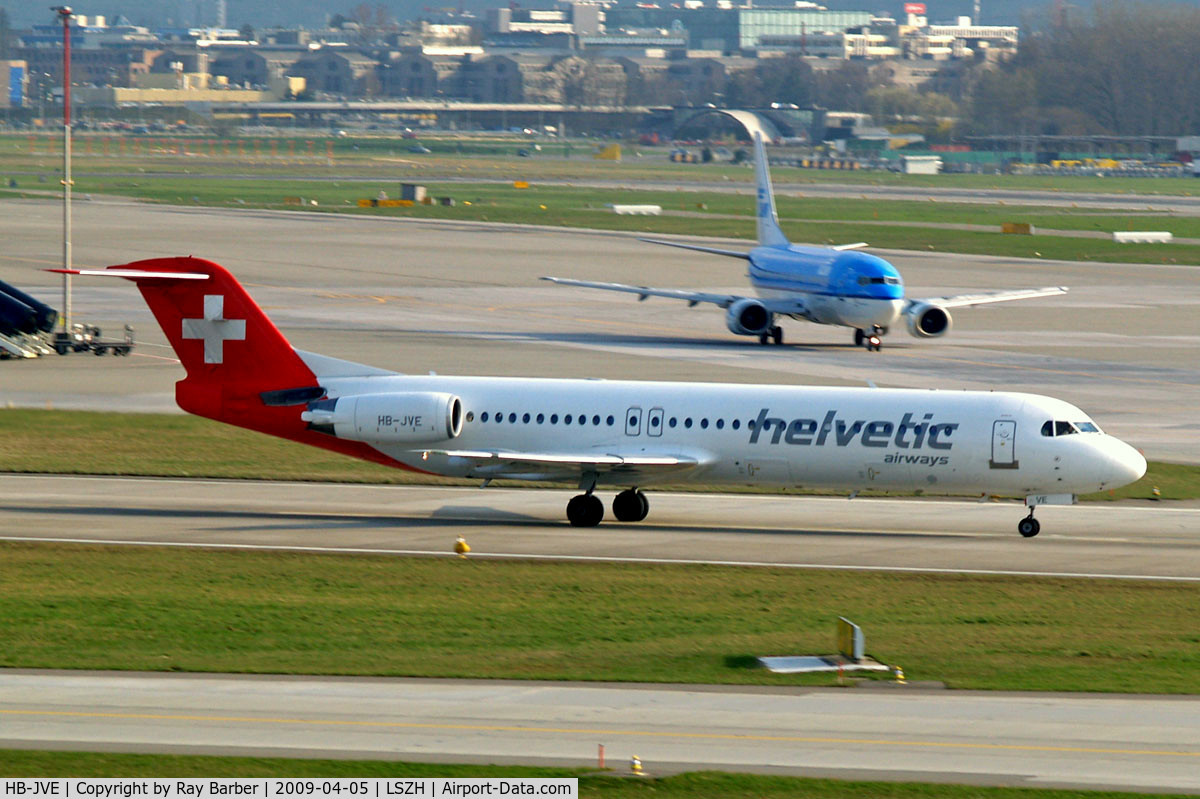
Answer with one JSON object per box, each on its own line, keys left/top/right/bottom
{"left": 53, "top": 257, "right": 1144, "bottom": 537}
{"left": 544, "top": 132, "right": 1066, "bottom": 351}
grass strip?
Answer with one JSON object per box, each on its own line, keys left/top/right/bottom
{"left": 1, "top": 749, "right": 1192, "bottom": 798}
{"left": 2, "top": 542, "right": 1199, "bottom": 692}
{"left": 0, "top": 409, "right": 1191, "bottom": 500}
{"left": 55, "top": 175, "right": 1200, "bottom": 238}
{"left": 9, "top": 174, "right": 1192, "bottom": 266}
{"left": 9, "top": 131, "right": 1200, "bottom": 195}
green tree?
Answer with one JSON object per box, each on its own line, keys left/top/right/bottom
{"left": 814, "top": 61, "right": 873, "bottom": 111}
{"left": 962, "top": 0, "right": 1200, "bottom": 137}
{"left": 755, "top": 54, "right": 815, "bottom": 107}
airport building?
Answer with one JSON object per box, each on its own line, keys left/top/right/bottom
{"left": 1, "top": 60, "right": 26, "bottom": 108}
{"left": 7, "top": 3, "right": 1019, "bottom": 109}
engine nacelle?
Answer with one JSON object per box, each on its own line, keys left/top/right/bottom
{"left": 725, "top": 298, "right": 774, "bottom": 336}
{"left": 302, "top": 392, "right": 463, "bottom": 444}
{"left": 905, "top": 302, "right": 952, "bottom": 338}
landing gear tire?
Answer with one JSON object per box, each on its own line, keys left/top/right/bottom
{"left": 567, "top": 493, "right": 604, "bottom": 527}
{"left": 613, "top": 489, "right": 650, "bottom": 522}
{"left": 1017, "top": 516, "right": 1041, "bottom": 538}
{"left": 771, "top": 326, "right": 783, "bottom": 345}
{"left": 759, "top": 331, "right": 769, "bottom": 345}
{"left": 858, "top": 327, "right": 883, "bottom": 351}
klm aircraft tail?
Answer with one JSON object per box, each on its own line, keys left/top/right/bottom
{"left": 752, "top": 132, "right": 790, "bottom": 248}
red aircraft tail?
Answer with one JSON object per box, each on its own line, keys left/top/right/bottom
{"left": 101, "top": 257, "right": 319, "bottom": 430}
{"left": 52, "top": 257, "right": 416, "bottom": 471}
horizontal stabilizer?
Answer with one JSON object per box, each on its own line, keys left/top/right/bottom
{"left": 637, "top": 238, "right": 752, "bottom": 260}
{"left": 46, "top": 268, "right": 209, "bottom": 280}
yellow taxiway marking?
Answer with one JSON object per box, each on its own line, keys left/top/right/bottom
{"left": 3, "top": 709, "right": 1198, "bottom": 758}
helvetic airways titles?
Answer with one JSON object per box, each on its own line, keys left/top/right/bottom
{"left": 749, "top": 408, "right": 957, "bottom": 449}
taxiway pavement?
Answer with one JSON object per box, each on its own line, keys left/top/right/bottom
{"left": 3, "top": 670, "right": 1199, "bottom": 792}
{"left": 3, "top": 475, "right": 1198, "bottom": 580}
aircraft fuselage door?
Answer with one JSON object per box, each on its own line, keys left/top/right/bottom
{"left": 990, "top": 420, "right": 1018, "bottom": 469}
{"left": 647, "top": 407, "right": 664, "bottom": 437}
{"left": 625, "top": 406, "right": 642, "bottom": 436}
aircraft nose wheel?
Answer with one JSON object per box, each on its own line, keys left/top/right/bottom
{"left": 567, "top": 493, "right": 604, "bottom": 527}
{"left": 613, "top": 489, "right": 650, "bottom": 522}
{"left": 1017, "top": 512, "right": 1041, "bottom": 538}
{"left": 856, "top": 327, "right": 883, "bottom": 351}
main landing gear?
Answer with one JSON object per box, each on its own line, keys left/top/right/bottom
{"left": 854, "top": 326, "right": 883, "bottom": 352}
{"left": 566, "top": 488, "right": 650, "bottom": 527}
{"left": 1017, "top": 508, "right": 1041, "bottom": 538}
{"left": 758, "top": 326, "right": 783, "bottom": 346}
{"left": 566, "top": 493, "right": 604, "bottom": 527}
{"left": 612, "top": 488, "right": 650, "bottom": 522}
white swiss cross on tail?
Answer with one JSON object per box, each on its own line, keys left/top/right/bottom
{"left": 182, "top": 295, "right": 246, "bottom": 364}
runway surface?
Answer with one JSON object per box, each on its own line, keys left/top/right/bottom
{"left": 0, "top": 198, "right": 1197, "bottom": 462}
{"left": 3, "top": 475, "right": 1198, "bottom": 580}
{"left": 3, "top": 670, "right": 1199, "bottom": 792}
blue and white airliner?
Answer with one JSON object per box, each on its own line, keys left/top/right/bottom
{"left": 544, "top": 133, "right": 1066, "bottom": 351}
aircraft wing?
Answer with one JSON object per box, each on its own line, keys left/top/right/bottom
{"left": 541, "top": 277, "right": 811, "bottom": 316}
{"left": 909, "top": 286, "right": 1068, "bottom": 310}
{"left": 428, "top": 448, "right": 713, "bottom": 482}
{"left": 541, "top": 276, "right": 738, "bottom": 308}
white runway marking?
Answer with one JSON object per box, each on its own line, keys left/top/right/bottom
{"left": 3, "top": 535, "right": 1198, "bottom": 583}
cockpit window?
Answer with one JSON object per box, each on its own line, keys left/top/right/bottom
{"left": 1042, "top": 420, "right": 1101, "bottom": 437}
{"left": 858, "top": 276, "right": 901, "bottom": 286}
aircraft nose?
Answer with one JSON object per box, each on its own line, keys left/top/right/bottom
{"left": 1104, "top": 438, "right": 1147, "bottom": 488}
